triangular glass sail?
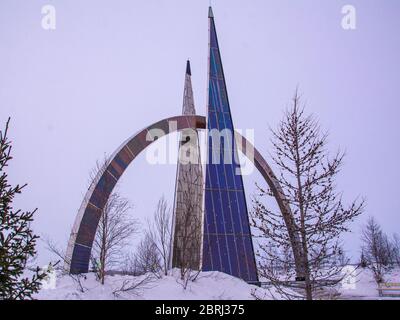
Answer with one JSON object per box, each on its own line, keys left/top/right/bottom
{"left": 202, "top": 7, "right": 259, "bottom": 283}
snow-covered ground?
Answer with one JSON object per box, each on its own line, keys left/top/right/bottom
{"left": 35, "top": 269, "right": 276, "bottom": 300}
{"left": 35, "top": 268, "right": 400, "bottom": 300}
{"left": 339, "top": 268, "right": 400, "bottom": 300}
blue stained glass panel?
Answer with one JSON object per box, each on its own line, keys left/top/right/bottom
{"left": 202, "top": 13, "right": 258, "bottom": 283}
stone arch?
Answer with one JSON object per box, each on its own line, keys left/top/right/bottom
{"left": 66, "top": 115, "right": 301, "bottom": 275}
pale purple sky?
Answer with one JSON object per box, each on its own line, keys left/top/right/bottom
{"left": 1, "top": 0, "right": 399, "bottom": 265}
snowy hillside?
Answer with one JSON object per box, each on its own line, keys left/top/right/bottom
{"left": 35, "top": 269, "right": 275, "bottom": 300}
{"left": 339, "top": 268, "right": 400, "bottom": 300}
{"left": 34, "top": 268, "right": 400, "bottom": 300}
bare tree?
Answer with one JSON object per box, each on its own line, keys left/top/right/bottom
{"left": 146, "top": 197, "right": 172, "bottom": 276}
{"left": 112, "top": 273, "right": 155, "bottom": 298}
{"left": 251, "top": 90, "right": 364, "bottom": 300}
{"left": 89, "top": 158, "right": 139, "bottom": 284}
{"left": 46, "top": 237, "right": 155, "bottom": 297}
{"left": 171, "top": 165, "right": 203, "bottom": 288}
{"left": 392, "top": 233, "right": 400, "bottom": 267}
{"left": 359, "top": 249, "right": 368, "bottom": 268}
{"left": 92, "top": 192, "right": 138, "bottom": 284}
{"left": 126, "top": 233, "right": 162, "bottom": 278}
{"left": 361, "top": 217, "right": 393, "bottom": 284}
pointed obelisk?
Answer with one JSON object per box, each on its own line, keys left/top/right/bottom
{"left": 171, "top": 61, "right": 204, "bottom": 270}
{"left": 202, "top": 7, "right": 259, "bottom": 283}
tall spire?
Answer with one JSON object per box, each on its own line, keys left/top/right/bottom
{"left": 202, "top": 7, "right": 259, "bottom": 283}
{"left": 186, "top": 60, "right": 191, "bottom": 76}
{"left": 181, "top": 60, "right": 196, "bottom": 116}
{"left": 208, "top": 6, "right": 214, "bottom": 18}
{"left": 171, "top": 61, "right": 203, "bottom": 271}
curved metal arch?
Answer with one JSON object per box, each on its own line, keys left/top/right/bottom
{"left": 66, "top": 115, "right": 301, "bottom": 275}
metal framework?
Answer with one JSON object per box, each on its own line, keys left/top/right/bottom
{"left": 65, "top": 115, "right": 296, "bottom": 274}
{"left": 66, "top": 7, "right": 304, "bottom": 280}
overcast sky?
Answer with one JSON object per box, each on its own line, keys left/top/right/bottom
{"left": 1, "top": 0, "right": 399, "bottom": 265}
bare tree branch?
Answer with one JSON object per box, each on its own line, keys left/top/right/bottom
{"left": 251, "top": 90, "right": 364, "bottom": 300}
{"left": 89, "top": 158, "right": 139, "bottom": 284}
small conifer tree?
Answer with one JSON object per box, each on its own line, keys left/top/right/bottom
{"left": 0, "top": 118, "right": 47, "bottom": 300}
